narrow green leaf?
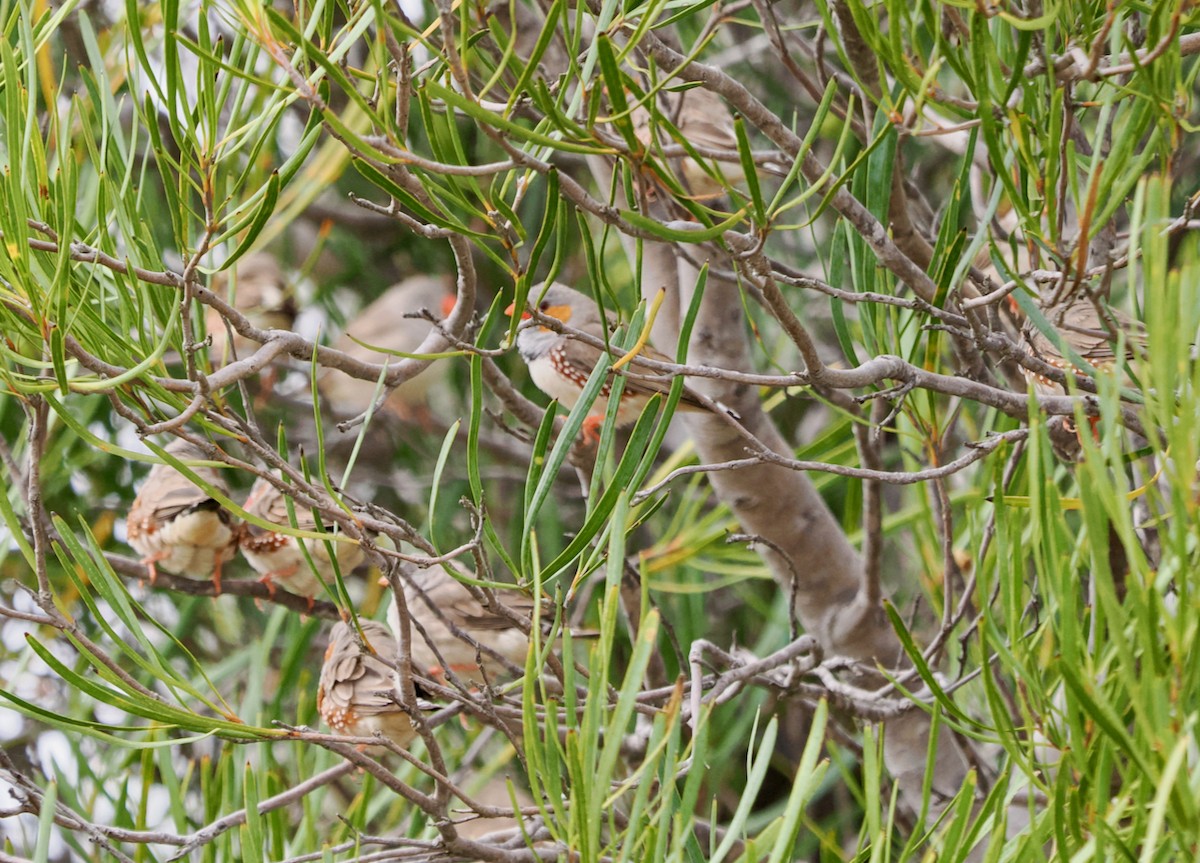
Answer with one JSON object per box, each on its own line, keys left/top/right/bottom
{"left": 221, "top": 170, "right": 281, "bottom": 265}
{"left": 727, "top": 118, "right": 760, "bottom": 224}
{"left": 765, "top": 698, "right": 829, "bottom": 861}
{"left": 426, "top": 80, "right": 609, "bottom": 155}
{"left": 241, "top": 761, "right": 265, "bottom": 863}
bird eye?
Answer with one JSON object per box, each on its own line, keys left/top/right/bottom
{"left": 539, "top": 300, "right": 550, "bottom": 311}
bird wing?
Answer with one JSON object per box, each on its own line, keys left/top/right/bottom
{"left": 134, "top": 462, "right": 225, "bottom": 526}
{"left": 244, "top": 480, "right": 318, "bottom": 533}
{"left": 153, "top": 494, "right": 224, "bottom": 525}
{"left": 1062, "top": 315, "right": 1146, "bottom": 363}
{"left": 673, "top": 88, "right": 738, "bottom": 151}
{"left": 559, "top": 337, "right": 706, "bottom": 408}
{"left": 623, "top": 342, "right": 709, "bottom": 409}
{"left": 1030, "top": 303, "right": 1147, "bottom": 366}
{"left": 455, "top": 597, "right": 539, "bottom": 631}
{"left": 323, "top": 656, "right": 396, "bottom": 715}
{"left": 557, "top": 337, "right": 607, "bottom": 386}
{"left": 409, "top": 569, "right": 541, "bottom": 632}
{"left": 320, "top": 625, "right": 401, "bottom": 716}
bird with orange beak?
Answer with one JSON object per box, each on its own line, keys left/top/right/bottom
{"left": 506, "top": 282, "right": 706, "bottom": 440}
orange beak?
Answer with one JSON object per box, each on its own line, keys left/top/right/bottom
{"left": 441, "top": 294, "right": 458, "bottom": 318}
{"left": 504, "top": 301, "right": 532, "bottom": 321}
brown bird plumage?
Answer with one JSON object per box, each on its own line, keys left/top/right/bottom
{"left": 317, "top": 619, "right": 424, "bottom": 750}
{"left": 318, "top": 275, "right": 453, "bottom": 423}
{"left": 631, "top": 86, "right": 741, "bottom": 201}
{"left": 510, "top": 282, "right": 706, "bottom": 440}
{"left": 125, "top": 439, "right": 241, "bottom": 591}
{"left": 388, "top": 567, "right": 544, "bottom": 686}
{"left": 239, "top": 478, "right": 365, "bottom": 602}
{"left": 1020, "top": 293, "right": 1146, "bottom": 461}
{"left": 1022, "top": 296, "right": 1146, "bottom": 395}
